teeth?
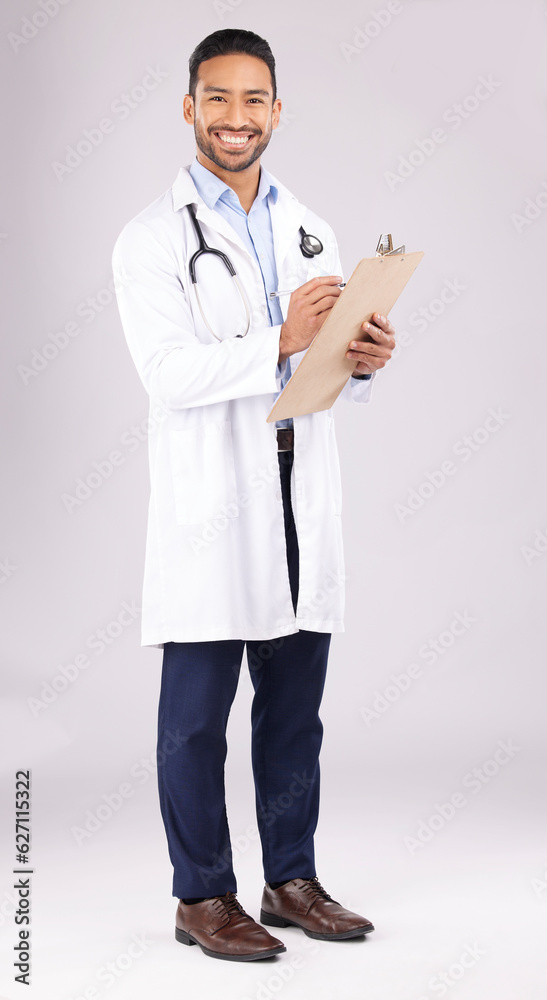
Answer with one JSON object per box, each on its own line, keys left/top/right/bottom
{"left": 218, "top": 133, "right": 252, "bottom": 145}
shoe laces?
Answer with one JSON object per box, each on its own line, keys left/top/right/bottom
{"left": 302, "top": 877, "right": 335, "bottom": 902}
{"left": 212, "top": 891, "right": 248, "bottom": 919}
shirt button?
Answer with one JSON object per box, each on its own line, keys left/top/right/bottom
{"left": 275, "top": 488, "right": 282, "bottom": 501}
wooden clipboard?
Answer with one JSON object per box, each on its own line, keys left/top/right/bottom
{"left": 266, "top": 249, "right": 424, "bottom": 422}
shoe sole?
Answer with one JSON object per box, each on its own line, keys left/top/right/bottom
{"left": 175, "top": 926, "right": 286, "bottom": 961}
{"left": 260, "top": 909, "right": 375, "bottom": 941}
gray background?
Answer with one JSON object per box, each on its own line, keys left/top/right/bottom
{"left": 1, "top": 0, "right": 547, "bottom": 997}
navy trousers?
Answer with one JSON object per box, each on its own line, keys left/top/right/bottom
{"left": 157, "top": 450, "right": 331, "bottom": 899}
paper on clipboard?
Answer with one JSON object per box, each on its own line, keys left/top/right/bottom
{"left": 266, "top": 240, "right": 424, "bottom": 422}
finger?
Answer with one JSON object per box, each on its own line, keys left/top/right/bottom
{"left": 350, "top": 332, "right": 392, "bottom": 353}
{"left": 304, "top": 283, "right": 343, "bottom": 307}
{"left": 306, "top": 274, "right": 344, "bottom": 289}
{"left": 347, "top": 339, "right": 392, "bottom": 359}
{"left": 347, "top": 346, "right": 391, "bottom": 361}
{"left": 313, "top": 293, "right": 342, "bottom": 315}
{"left": 371, "top": 312, "right": 396, "bottom": 336}
{"left": 296, "top": 275, "right": 343, "bottom": 298}
{"left": 361, "top": 320, "right": 395, "bottom": 346}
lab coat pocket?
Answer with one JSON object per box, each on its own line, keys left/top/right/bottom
{"left": 169, "top": 421, "right": 239, "bottom": 526}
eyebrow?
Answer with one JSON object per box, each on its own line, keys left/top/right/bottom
{"left": 202, "top": 86, "right": 271, "bottom": 97}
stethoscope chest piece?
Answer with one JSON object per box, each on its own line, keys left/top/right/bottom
{"left": 299, "top": 227, "right": 324, "bottom": 258}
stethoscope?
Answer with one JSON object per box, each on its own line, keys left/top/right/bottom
{"left": 186, "top": 203, "right": 324, "bottom": 341}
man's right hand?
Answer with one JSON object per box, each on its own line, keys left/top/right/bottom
{"left": 277, "top": 275, "right": 344, "bottom": 364}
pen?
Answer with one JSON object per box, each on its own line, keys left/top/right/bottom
{"left": 270, "top": 283, "right": 346, "bottom": 298}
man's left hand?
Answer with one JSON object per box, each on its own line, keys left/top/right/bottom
{"left": 346, "top": 312, "right": 396, "bottom": 375}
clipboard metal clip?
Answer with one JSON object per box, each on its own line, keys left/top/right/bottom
{"left": 376, "top": 233, "right": 405, "bottom": 256}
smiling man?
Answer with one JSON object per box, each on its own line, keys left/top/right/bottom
{"left": 113, "top": 28, "right": 395, "bottom": 962}
{"left": 186, "top": 62, "right": 274, "bottom": 189}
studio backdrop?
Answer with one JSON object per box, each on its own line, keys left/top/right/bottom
{"left": 1, "top": 1, "right": 546, "bottom": 998}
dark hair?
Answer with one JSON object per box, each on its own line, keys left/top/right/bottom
{"left": 188, "top": 29, "right": 277, "bottom": 101}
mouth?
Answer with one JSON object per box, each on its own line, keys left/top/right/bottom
{"left": 212, "top": 130, "right": 258, "bottom": 151}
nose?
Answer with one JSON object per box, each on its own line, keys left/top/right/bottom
{"left": 219, "top": 99, "right": 257, "bottom": 131}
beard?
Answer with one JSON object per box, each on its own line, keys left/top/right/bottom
{"left": 193, "top": 116, "right": 273, "bottom": 173}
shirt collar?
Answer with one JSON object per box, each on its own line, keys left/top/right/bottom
{"left": 188, "top": 156, "right": 279, "bottom": 211}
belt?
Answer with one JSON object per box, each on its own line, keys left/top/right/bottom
{"left": 276, "top": 429, "right": 294, "bottom": 452}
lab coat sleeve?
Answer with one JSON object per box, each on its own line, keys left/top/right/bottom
{"left": 112, "top": 220, "right": 285, "bottom": 410}
{"left": 327, "top": 225, "right": 376, "bottom": 405}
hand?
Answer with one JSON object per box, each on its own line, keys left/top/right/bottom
{"left": 278, "top": 275, "right": 344, "bottom": 364}
{"left": 346, "top": 312, "right": 396, "bottom": 375}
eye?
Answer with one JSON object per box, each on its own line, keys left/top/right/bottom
{"left": 209, "top": 95, "right": 225, "bottom": 102}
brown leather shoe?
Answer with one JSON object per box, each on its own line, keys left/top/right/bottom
{"left": 175, "top": 892, "right": 286, "bottom": 961}
{"left": 260, "top": 877, "right": 375, "bottom": 941}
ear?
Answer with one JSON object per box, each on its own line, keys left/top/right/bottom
{"left": 271, "top": 98, "right": 282, "bottom": 131}
{"left": 183, "top": 94, "right": 195, "bottom": 125}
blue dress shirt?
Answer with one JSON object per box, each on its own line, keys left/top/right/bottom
{"left": 189, "top": 157, "right": 294, "bottom": 430}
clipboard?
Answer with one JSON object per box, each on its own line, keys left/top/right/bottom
{"left": 266, "top": 236, "right": 424, "bottom": 422}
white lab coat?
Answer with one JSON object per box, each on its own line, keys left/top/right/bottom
{"left": 112, "top": 165, "right": 375, "bottom": 646}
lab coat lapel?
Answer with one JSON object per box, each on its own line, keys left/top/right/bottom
{"left": 171, "top": 166, "right": 251, "bottom": 258}
{"left": 268, "top": 175, "right": 307, "bottom": 271}
{"left": 172, "top": 165, "right": 308, "bottom": 268}
{"left": 193, "top": 203, "right": 250, "bottom": 257}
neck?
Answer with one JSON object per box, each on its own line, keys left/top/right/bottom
{"left": 196, "top": 151, "right": 260, "bottom": 214}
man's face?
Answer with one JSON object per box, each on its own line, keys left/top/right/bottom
{"left": 183, "top": 53, "right": 281, "bottom": 173}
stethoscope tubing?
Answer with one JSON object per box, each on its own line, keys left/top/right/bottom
{"left": 185, "top": 203, "right": 324, "bottom": 341}
{"left": 187, "top": 203, "right": 250, "bottom": 339}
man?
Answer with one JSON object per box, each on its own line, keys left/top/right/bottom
{"left": 112, "top": 28, "right": 395, "bottom": 962}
